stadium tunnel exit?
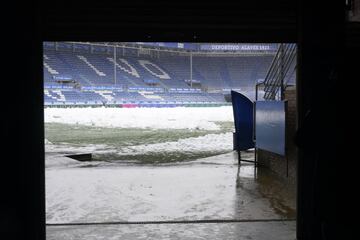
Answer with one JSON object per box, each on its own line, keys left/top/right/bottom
{"left": 43, "top": 42, "right": 298, "bottom": 240}
{"left": 2, "top": 1, "right": 346, "bottom": 240}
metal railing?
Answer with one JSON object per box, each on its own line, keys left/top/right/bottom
{"left": 260, "top": 43, "right": 297, "bottom": 100}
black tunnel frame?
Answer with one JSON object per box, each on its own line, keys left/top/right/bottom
{"left": 2, "top": 0, "right": 345, "bottom": 239}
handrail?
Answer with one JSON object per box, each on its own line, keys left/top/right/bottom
{"left": 262, "top": 43, "right": 296, "bottom": 100}
{"left": 262, "top": 45, "right": 282, "bottom": 88}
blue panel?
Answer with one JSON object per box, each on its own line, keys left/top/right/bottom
{"left": 255, "top": 101, "right": 286, "bottom": 156}
{"left": 231, "top": 91, "right": 254, "bottom": 150}
{"left": 74, "top": 44, "right": 90, "bottom": 52}
{"left": 93, "top": 46, "right": 108, "bottom": 54}
{"left": 57, "top": 42, "right": 72, "bottom": 51}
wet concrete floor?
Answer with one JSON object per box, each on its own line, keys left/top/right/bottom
{"left": 46, "top": 151, "right": 296, "bottom": 239}
{"left": 47, "top": 221, "right": 296, "bottom": 240}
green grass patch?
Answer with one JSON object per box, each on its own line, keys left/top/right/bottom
{"left": 45, "top": 122, "right": 234, "bottom": 147}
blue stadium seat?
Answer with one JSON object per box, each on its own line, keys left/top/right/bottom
{"left": 43, "top": 48, "right": 280, "bottom": 105}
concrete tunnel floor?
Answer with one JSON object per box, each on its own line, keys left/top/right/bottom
{"left": 46, "top": 151, "right": 296, "bottom": 239}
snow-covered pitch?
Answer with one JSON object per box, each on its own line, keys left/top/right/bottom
{"left": 45, "top": 107, "right": 263, "bottom": 224}
{"left": 44, "top": 106, "right": 234, "bottom": 131}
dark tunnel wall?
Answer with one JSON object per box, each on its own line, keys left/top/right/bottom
{"left": 1, "top": 0, "right": 351, "bottom": 239}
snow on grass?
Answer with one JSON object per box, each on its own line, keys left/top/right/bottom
{"left": 45, "top": 132, "right": 234, "bottom": 165}
{"left": 116, "top": 132, "right": 233, "bottom": 155}
{"left": 44, "top": 106, "right": 234, "bottom": 130}
{"left": 44, "top": 107, "right": 266, "bottom": 224}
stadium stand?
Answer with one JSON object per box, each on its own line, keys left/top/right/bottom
{"left": 43, "top": 50, "right": 274, "bottom": 88}
{"left": 43, "top": 44, "right": 287, "bottom": 106}
{"left": 43, "top": 89, "right": 226, "bottom": 106}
